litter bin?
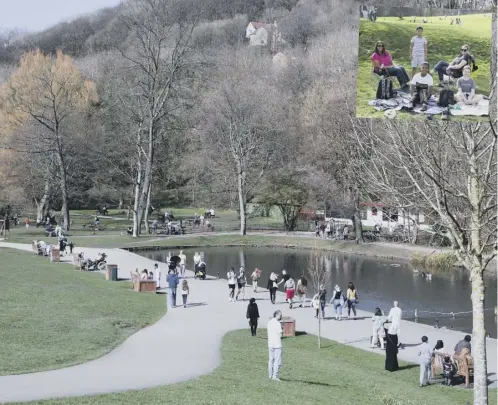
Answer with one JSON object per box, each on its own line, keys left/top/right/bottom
{"left": 50, "top": 248, "right": 60, "bottom": 262}
{"left": 106, "top": 264, "right": 118, "bottom": 281}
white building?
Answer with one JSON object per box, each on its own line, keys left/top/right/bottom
{"left": 360, "top": 202, "right": 425, "bottom": 231}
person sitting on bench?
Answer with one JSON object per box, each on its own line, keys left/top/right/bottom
{"left": 455, "top": 66, "right": 483, "bottom": 106}
{"left": 410, "top": 62, "right": 433, "bottom": 112}
{"left": 433, "top": 44, "right": 471, "bottom": 87}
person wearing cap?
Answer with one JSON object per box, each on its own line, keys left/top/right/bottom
{"left": 246, "top": 297, "right": 260, "bottom": 336}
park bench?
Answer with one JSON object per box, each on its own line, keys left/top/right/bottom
{"left": 73, "top": 253, "right": 87, "bottom": 271}
{"left": 32, "top": 241, "right": 44, "bottom": 256}
{"left": 431, "top": 352, "right": 474, "bottom": 387}
{"left": 130, "top": 271, "right": 156, "bottom": 293}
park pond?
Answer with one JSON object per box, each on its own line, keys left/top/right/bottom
{"left": 137, "top": 247, "right": 497, "bottom": 338}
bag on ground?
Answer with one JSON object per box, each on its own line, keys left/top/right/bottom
{"left": 376, "top": 77, "right": 394, "bottom": 100}
{"left": 438, "top": 89, "right": 455, "bottom": 107}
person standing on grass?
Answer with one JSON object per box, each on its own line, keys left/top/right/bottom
{"left": 267, "top": 271, "right": 279, "bottom": 304}
{"left": 267, "top": 310, "right": 283, "bottom": 381}
{"left": 284, "top": 275, "right": 296, "bottom": 309}
{"left": 167, "top": 269, "right": 179, "bottom": 308}
{"left": 418, "top": 336, "right": 433, "bottom": 387}
{"left": 346, "top": 282, "right": 358, "bottom": 319}
{"left": 410, "top": 26, "right": 428, "bottom": 78}
{"left": 179, "top": 250, "right": 187, "bottom": 277}
{"left": 236, "top": 267, "right": 247, "bottom": 301}
{"left": 227, "top": 267, "right": 237, "bottom": 302}
{"left": 251, "top": 268, "right": 261, "bottom": 292}
{"left": 181, "top": 279, "right": 189, "bottom": 308}
{"left": 246, "top": 297, "right": 260, "bottom": 336}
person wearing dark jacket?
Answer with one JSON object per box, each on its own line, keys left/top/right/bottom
{"left": 246, "top": 298, "right": 260, "bottom": 336}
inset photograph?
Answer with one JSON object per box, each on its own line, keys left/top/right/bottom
{"left": 356, "top": 5, "right": 493, "bottom": 120}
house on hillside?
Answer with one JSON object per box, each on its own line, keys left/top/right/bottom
{"left": 246, "top": 22, "right": 269, "bottom": 46}
{"left": 359, "top": 202, "right": 425, "bottom": 231}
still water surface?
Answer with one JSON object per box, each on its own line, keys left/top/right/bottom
{"left": 137, "top": 247, "right": 497, "bottom": 337}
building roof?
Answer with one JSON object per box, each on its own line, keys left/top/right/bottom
{"left": 249, "top": 22, "right": 266, "bottom": 29}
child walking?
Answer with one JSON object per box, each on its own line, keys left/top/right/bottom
{"left": 410, "top": 26, "right": 428, "bottom": 77}
{"left": 246, "top": 297, "right": 260, "bottom": 336}
{"left": 181, "top": 279, "right": 189, "bottom": 308}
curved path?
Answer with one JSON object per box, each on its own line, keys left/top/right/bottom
{"left": 0, "top": 242, "right": 496, "bottom": 403}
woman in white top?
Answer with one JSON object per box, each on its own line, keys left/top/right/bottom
{"left": 267, "top": 272, "right": 278, "bottom": 304}
{"left": 181, "top": 279, "right": 189, "bottom": 308}
{"left": 193, "top": 252, "right": 201, "bottom": 265}
{"left": 227, "top": 267, "right": 237, "bottom": 302}
{"left": 179, "top": 250, "right": 187, "bottom": 277}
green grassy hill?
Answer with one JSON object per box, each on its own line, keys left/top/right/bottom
{"left": 356, "top": 13, "right": 492, "bottom": 119}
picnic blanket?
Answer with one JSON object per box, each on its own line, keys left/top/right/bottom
{"left": 449, "top": 99, "right": 489, "bottom": 116}
{"left": 367, "top": 91, "right": 489, "bottom": 116}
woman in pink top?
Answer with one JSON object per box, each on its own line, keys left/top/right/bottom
{"left": 371, "top": 41, "right": 410, "bottom": 89}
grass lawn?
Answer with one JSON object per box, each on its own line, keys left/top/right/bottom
{"left": 0, "top": 248, "right": 165, "bottom": 375}
{"left": 17, "top": 330, "right": 496, "bottom": 405}
{"left": 356, "top": 13, "right": 492, "bottom": 120}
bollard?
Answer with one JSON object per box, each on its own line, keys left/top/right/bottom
{"left": 414, "top": 309, "right": 418, "bottom": 319}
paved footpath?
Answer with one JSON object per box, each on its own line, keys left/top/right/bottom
{"left": 0, "top": 242, "right": 496, "bottom": 403}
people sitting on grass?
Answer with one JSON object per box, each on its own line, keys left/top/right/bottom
{"left": 410, "top": 26, "right": 428, "bottom": 78}
{"left": 410, "top": 62, "right": 434, "bottom": 112}
{"left": 371, "top": 41, "right": 410, "bottom": 90}
{"left": 433, "top": 44, "right": 471, "bottom": 87}
{"left": 455, "top": 66, "right": 483, "bottom": 106}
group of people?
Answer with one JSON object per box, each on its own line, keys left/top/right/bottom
{"left": 372, "top": 26, "right": 482, "bottom": 111}
{"left": 227, "top": 267, "right": 248, "bottom": 302}
{"left": 315, "top": 222, "right": 351, "bottom": 240}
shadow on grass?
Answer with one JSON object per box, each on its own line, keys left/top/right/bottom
{"left": 281, "top": 378, "right": 339, "bottom": 388}
{"left": 397, "top": 364, "right": 419, "bottom": 371}
{"left": 295, "top": 331, "right": 308, "bottom": 336}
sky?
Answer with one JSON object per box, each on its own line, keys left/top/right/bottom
{"left": 0, "top": 0, "right": 123, "bottom": 33}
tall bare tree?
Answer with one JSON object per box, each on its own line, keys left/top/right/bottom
{"left": 351, "top": 119, "right": 496, "bottom": 405}
{"left": 117, "top": 0, "right": 202, "bottom": 236}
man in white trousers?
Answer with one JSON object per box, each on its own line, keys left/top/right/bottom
{"left": 267, "top": 310, "right": 283, "bottom": 381}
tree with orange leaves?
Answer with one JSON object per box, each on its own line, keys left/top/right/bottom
{"left": 0, "top": 49, "right": 90, "bottom": 230}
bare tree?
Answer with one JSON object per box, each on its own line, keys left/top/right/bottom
{"left": 351, "top": 119, "right": 496, "bottom": 405}
{"left": 307, "top": 247, "right": 332, "bottom": 348}
{"left": 115, "top": 0, "right": 202, "bottom": 236}
{"left": 202, "top": 54, "right": 287, "bottom": 235}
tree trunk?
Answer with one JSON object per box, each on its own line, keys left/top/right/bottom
{"left": 237, "top": 163, "right": 247, "bottom": 236}
{"left": 132, "top": 127, "right": 143, "bottom": 237}
{"left": 318, "top": 310, "right": 322, "bottom": 348}
{"left": 144, "top": 183, "right": 152, "bottom": 234}
{"left": 136, "top": 123, "right": 154, "bottom": 236}
{"left": 118, "top": 196, "right": 123, "bottom": 210}
{"left": 56, "top": 152, "right": 70, "bottom": 231}
{"left": 471, "top": 266, "right": 488, "bottom": 405}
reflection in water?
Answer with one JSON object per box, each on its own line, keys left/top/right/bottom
{"left": 137, "top": 246, "right": 497, "bottom": 337}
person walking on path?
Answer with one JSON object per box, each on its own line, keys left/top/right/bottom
{"left": 418, "top": 336, "right": 433, "bottom": 387}
{"left": 251, "top": 268, "right": 261, "bottom": 292}
{"left": 284, "top": 275, "right": 296, "bottom": 309}
{"left": 267, "top": 272, "right": 279, "bottom": 304}
{"left": 179, "top": 250, "right": 187, "bottom": 277}
{"left": 227, "top": 267, "right": 237, "bottom": 302}
{"left": 370, "top": 307, "right": 386, "bottom": 349}
{"left": 193, "top": 252, "right": 201, "bottom": 266}
{"left": 295, "top": 275, "right": 308, "bottom": 307}
{"left": 246, "top": 297, "right": 260, "bottom": 336}
{"left": 387, "top": 301, "right": 402, "bottom": 344}
{"left": 167, "top": 269, "right": 179, "bottom": 308}
{"left": 267, "top": 310, "right": 283, "bottom": 381}
{"left": 236, "top": 267, "right": 247, "bottom": 301}
{"left": 181, "top": 279, "right": 189, "bottom": 308}
{"left": 330, "top": 285, "right": 344, "bottom": 320}
{"left": 346, "top": 282, "right": 358, "bottom": 319}
{"left": 154, "top": 263, "right": 161, "bottom": 289}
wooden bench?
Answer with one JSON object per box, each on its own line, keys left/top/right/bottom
{"left": 130, "top": 271, "right": 156, "bottom": 293}
{"left": 432, "top": 352, "right": 474, "bottom": 387}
